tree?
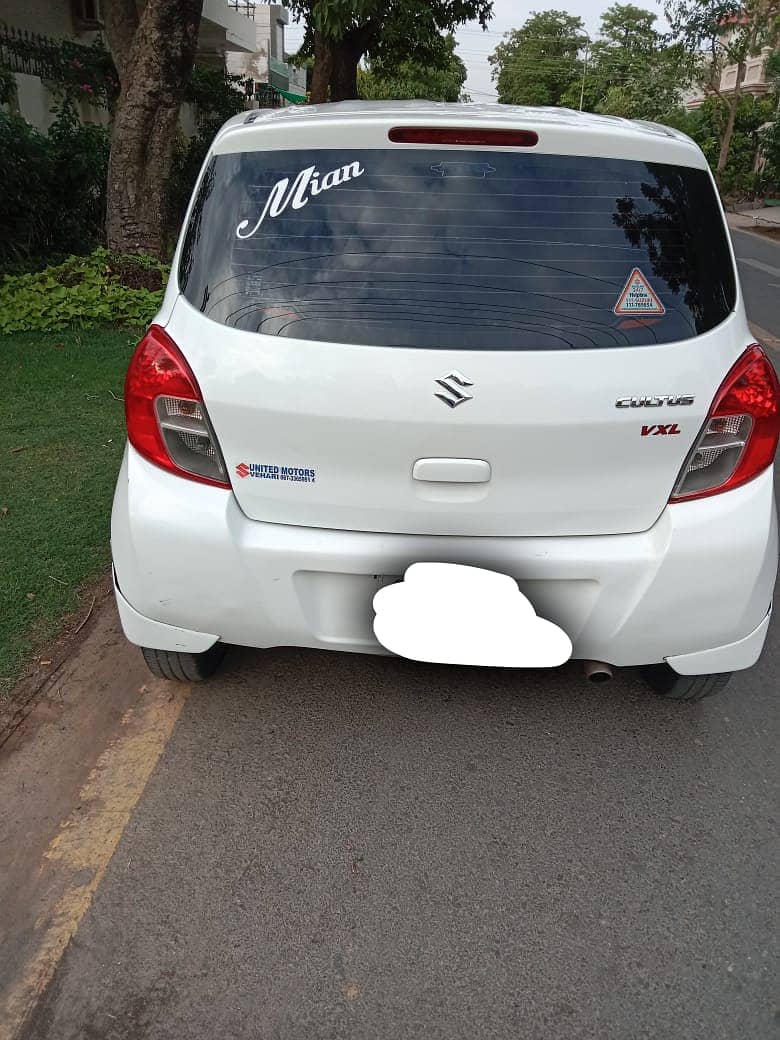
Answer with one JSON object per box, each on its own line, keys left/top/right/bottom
{"left": 586, "top": 50, "right": 694, "bottom": 121}
{"left": 759, "top": 51, "right": 780, "bottom": 185}
{"left": 599, "top": 2, "right": 660, "bottom": 47}
{"left": 559, "top": 4, "right": 695, "bottom": 121}
{"left": 289, "top": 0, "right": 492, "bottom": 104}
{"left": 665, "top": 0, "right": 780, "bottom": 175}
{"left": 691, "top": 92, "right": 776, "bottom": 191}
{"left": 358, "top": 34, "right": 468, "bottom": 101}
{"left": 488, "top": 10, "right": 587, "bottom": 106}
{"left": 103, "top": 0, "right": 202, "bottom": 257}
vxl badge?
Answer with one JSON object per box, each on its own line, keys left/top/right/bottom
{"left": 435, "top": 371, "right": 474, "bottom": 409}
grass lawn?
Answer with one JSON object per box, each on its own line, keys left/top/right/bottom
{"left": 1, "top": 328, "right": 139, "bottom": 691}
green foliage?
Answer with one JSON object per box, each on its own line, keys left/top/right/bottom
{"left": 664, "top": 0, "right": 780, "bottom": 174}
{"left": 0, "top": 249, "right": 168, "bottom": 334}
{"left": 359, "top": 34, "right": 468, "bottom": 100}
{"left": 185, "top": 64, "right": 248, "bottom": 129}
{"left": 761, "top": 52, "right": 780, "bottom": 186}
{"left": 592, "top": 45, "right": 695, "bottom": 120}
{"left": 488, "top": 10, "right": 587, "bottom": 106}
{"left": 0, "top": 61, "right": 15, "bottom": 105}
{"left": 169, "top": 64, "right": 247, "bottom": 231}
{"left": 0, "top": 27, "right": 118, "bottom": 109}
{"left": 689, "top": 94, "right": 778, "bottom": 195}
{"left": 599, "top": 2, "right": 660, "bottom": 46}
{"left": 550, "top": 4, "right": 695, "bottom": 122}
{"left": 52, "top": 36, "right": 120, "bottom": 109}
{"left": 290, "top": 0, "right": 492, "bottom": 68}
{"left": 0, "top": 103, "right": 110, "bottom": 269}
{"left": 760, "top": 119, "right": 780, "bottom": 187}
{"left": 0, "top": 327, "right": 134, "bottom": 690}
{"left": 665, "top": 0, "right": 779, "bottom": 66}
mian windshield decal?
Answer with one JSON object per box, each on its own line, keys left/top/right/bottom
{"left": 235, "top": 160, "right": 365, "bottom": 239}
{"left": 180, "top": 149, "right": 736, "bottom": 348}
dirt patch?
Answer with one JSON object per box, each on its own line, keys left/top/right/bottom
{"left": 750, "top": 226, "right": 780, "bottom": 242}
{"left": 0, "top": 595, "right": 152, "bottom": 1037}
{"left": 106, "top": 259, "right": 165, "bottom": 292}
{"left": 737, "top": 224, "right": 780, "bottom": 243}
{"left": 0, "top": 571, "right": 114, "bottom": 748}
{"left": 53, "top": 260, "right": 165, "bottom": 292}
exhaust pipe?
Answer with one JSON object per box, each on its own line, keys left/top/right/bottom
{"left": 583, "top": 660, "right": 613, "bottom": 683}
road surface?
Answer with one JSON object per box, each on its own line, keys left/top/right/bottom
{"left": 733, "top": 227, "right": 780, "bottom": 343}
{"left": 1, "top": 229, "right": 778, "bottom": 1040}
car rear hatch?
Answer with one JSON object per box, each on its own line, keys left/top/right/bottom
{"left": 167, "top": 114, "right": 741, "bottom": 537}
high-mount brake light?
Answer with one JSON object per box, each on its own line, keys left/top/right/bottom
{"left": 671, "top": 344, "right": 780, "bottom": 502}
{"left": 388, "top": 127, "right": 539, "bottom": 147}
{"left": 124, "top": 325, "right": 230, "bottom": 489}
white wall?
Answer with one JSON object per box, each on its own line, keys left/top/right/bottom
{"left": 225, "top": 5, "right": 271, "bottom": 82}
{"left": 224, "top": 4, "right": 294, "bottom": 90}
{"left": 11, "top": 72, "right": 57, "bottom": 132}
{"left": 9, "top": 72, "right": 110, "bottom": 132}
{"left": 1, "top": 0, "right": 74, "bottom": 38}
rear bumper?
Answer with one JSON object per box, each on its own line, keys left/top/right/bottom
{"left": 112, "top": 446, "right": 778, "bottom": 671}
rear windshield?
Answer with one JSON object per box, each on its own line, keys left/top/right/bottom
{"left": 179, "top": 148, "right": 736, "bottom": 350}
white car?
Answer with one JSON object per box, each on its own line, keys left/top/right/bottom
{"left": 111, "top": 102, "right": 779, "bottom": 700}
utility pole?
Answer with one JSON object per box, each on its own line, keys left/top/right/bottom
{"left": 579, "top": 41, "right": 590, "bottom": 111}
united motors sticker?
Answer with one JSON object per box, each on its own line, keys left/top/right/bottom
{"left": 613, "top": 268, "right": 666, "bottom": 316}
{"left": 236, "top": 463, "right": 316, "bottom": 483}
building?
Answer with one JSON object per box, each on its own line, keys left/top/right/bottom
{"left": 225, "top": 2, "right": 307, "bottom": 107}
{"left": 1, "top": 0, "right": 257, "bottom": 131}
{"left": 685, "top": 18, "right": 777, "bottom": 109}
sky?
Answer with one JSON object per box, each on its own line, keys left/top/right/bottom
{"left": 282, "top": 0, "right": 671, "bottom": 102}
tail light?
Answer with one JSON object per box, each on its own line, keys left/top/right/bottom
{"left": 671, "top": 344, "right": 780, "bottom": 502}
{"left": 124, "top": 325, "right": 230, "bottom": 489}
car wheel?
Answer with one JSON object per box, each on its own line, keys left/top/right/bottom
{"left": 141, "top": 643, "right": 227, "bottom": 682}
{"left": 639, "top": 664, "right": 732, "bottom": 702}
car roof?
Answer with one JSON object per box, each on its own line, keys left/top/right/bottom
{"left": 213, "top": 100, "right": 705, "bottom": 168}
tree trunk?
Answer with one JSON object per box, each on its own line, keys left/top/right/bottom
{"left": 309, "top": 29, "right": 333, "bottom": 103}
{"left": 104, "top": 0, "right": 202, "bottom": 257}
{"left": 329, "top": 26, "right": 374, "bottom": 102}
{"left": 310, "top": 21, "right": 377, "bottom": 104}
{"left": 329, "top": 37, "right": 362, "bottom": 101}
{"left": 717, "top": 59, "right": 745, "bottom": 175}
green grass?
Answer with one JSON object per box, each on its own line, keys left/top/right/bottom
{"left": 1, "top": 328, "right": 138, "bottom": 690}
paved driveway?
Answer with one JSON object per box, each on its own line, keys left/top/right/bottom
{"left": 10, "top": 610, "right": 780, "bottom": 1040}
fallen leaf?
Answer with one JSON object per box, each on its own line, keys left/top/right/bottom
{"left": 1, "top": 507, "right": 8, "bottom": 517}
{"left": 40, "top": 660, "right": 52, "bottom": 666}
{"left": 26, "top": 592, "right": 35, "bottom": 600}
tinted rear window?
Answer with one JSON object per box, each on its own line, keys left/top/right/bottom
{"left": 179, "top": 148, "right": 735, "bottom": 350}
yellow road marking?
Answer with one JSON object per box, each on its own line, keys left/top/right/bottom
{"left": 0, "top": 679, "right": 190, "bottom": 1040}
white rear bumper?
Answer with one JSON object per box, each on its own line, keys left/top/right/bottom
{"left": 112, "top": 446, "right": 777, "bottom": 671}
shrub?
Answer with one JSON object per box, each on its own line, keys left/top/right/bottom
{"left": 169, "top": 65, "right": 246, "bottom": 230}
{"left": 0, "top": 62, "right": 15, "bottom": 105}
{"left": 0, "top": 249, "right": 168, "bottom": 333}
{"left": 688, "top": 95, "right": 779, "bottom": 199}
{"left": 0, "top": 102, "right": 110, "bottom": 270}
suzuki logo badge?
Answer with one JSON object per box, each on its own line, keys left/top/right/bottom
{"left": 435, "top": 371, "right": 474, "bottom": 409}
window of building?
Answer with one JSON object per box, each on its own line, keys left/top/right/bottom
{"left": 72, "top": 0, "right": 104, "bottom": 29}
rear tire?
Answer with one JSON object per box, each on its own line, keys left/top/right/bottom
{"left": 141, "top": 643, "right": 226, "bottom": 682}
{"left": 639, "top": 664, "right": 732, "bottom": 702}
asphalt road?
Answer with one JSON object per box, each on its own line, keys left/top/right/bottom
{"left": 9, "top": 229, "right": 780, "bottom": 1040}
{"left": 732, "top": 227, "right": 780, "bottom": 340}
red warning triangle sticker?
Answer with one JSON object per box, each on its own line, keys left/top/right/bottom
{"left": 613, "top": 268, "right": 665, "bottom": 316}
